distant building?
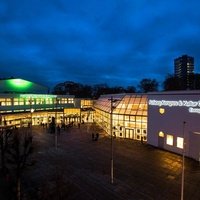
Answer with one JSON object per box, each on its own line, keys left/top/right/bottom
{"left": 174, "top": 55, "right": 194, "bottom": 89}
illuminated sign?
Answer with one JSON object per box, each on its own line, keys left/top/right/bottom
{"left": 20, "top": 94, "right": 57, "bottom": 99}
{"left": 149, "top": 100, "right": 200, "bottom": 114}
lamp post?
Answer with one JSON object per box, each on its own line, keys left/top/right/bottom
{"left": 55, "top": 98, "right": 58, "bottom": 149}
{"left": 30, "top": 98, "right": 34, "bottom": 134}
{"left": 181, "top": 121, "right": 186, "bottom": 200}
{"left": 108, "top": 96, "right": 119, "bottom": 184}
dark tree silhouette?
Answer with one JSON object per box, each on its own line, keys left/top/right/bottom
{"left": 6, "top": 127, "right": 33, "bottom": 200}
{"left": 163, "top": 74, "right": 183, "bottom": 91}
{"left": 138, "top": 78, "right": 159, "bottom": 93}
{"left": 0, "top": 127, "right": 13, "bottom": 172}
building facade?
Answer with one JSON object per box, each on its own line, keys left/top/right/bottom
{"left": 148, "top": 91, "right": 200, "bottom": 161}
{"left": 93, "top": 94, "right": 148, "bottom": 141}
{"left": 0, "top": 93, "right": 75, "bottom": 127}
{"left": 1, "top": 78, "right": 200, "bottom": 161}
{"left": 0, "top": 78, "right": 94, "bottom": 128}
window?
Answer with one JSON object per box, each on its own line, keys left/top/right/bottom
{"left": 177, "top": 137, "right": 183, "bottom": 149}
{"left": 125, "top": 115, "right": 129, "bottom": 121}
{"left": 166, "top": 134, "right": 173, "bottom": 146}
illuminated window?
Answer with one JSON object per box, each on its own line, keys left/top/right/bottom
{"left": 130, "top": 116, "right": 135, "bottom": 121}
{"left": 125, "top": 115, "right": 129, "bottom": 120}
{"left": 159, "top": 108, "right": 165, "bottom": 114}
{"left": 159, "top": 131, "right": 164, "bottom": 137}
{"left": 68, "top": 98, "right": 74, "bottom": 103}
{"left": 166, "top": 134, "right": 173, "bottom": 146}
{"left": 177, "top": 137, "right": 183, "bottom": 149}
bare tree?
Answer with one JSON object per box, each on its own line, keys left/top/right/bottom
{"left": 6, "top": 127, "right": 33, "bottom": 200}
{"left": 0, "top": 127, "right": 13, "bottom": 172}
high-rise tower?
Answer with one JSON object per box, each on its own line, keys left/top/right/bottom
{"left": 174, "top": 55, "right": 194, "bottom": 89}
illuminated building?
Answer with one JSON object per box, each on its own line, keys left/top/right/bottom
{"left": 148, "top": 91, "right": 200, "bottom": 161}
{"left": 1, "top": 78, "right": 200, "bottom": 161}
{"left": 174, "top": 55, "right": 194, "bottom": 89}
{"left": 0, "top": 78, "right": 93, "bottom": 127}
{"left": 94, "top": 94, "right": 148, "bottom": 141}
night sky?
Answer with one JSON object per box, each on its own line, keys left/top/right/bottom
{"left": 1, "top": 0, "right": 200, "bottom": 89}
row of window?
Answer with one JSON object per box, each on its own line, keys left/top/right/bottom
{"left": 0, "top": 98, "right": 74, "bottom": 106}
{"left": 159, "top": 131, "right": 183, "bottom": 149}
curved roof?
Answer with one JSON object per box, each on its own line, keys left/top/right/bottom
{"left": 94, "top": 93, "right": 148, "bottom": 116}
{"left": 0, "top": 78, "right": 48, "bottom": 94}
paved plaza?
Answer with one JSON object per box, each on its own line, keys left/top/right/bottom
{"left": 3, "top": 124, "right": 200, "bottom": 200}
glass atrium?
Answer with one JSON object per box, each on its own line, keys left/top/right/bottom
{"left": 94, "top": 94, "right": 148, "bottom": 141}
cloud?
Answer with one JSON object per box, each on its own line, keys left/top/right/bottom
{"left": 1, "top": 0, "right": 200, "bottom": 89}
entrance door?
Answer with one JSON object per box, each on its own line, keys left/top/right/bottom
{"left": 129, "top": 129, "right": 133, "bottom": 139}
{"left": 125, "top": 129, "right": 134, "bottom": 139}
{"left": 125, "top": 129, "right": 129, "bottom": 138}
{"left": 158, "top": 136, "right": 164, "bottom": 148}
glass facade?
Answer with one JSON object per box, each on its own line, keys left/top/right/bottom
{"left": 0, "top": 94, "right": 75, "bottom": 127}
{"left": 0, "top": 92, "right": 148, "bottom": 141}
{"left": 94, "top": 94, "right": 148, "bottom": 141}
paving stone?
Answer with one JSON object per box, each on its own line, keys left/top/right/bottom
{"left": 17, "top": 125, "right": 200, "bottom": 199}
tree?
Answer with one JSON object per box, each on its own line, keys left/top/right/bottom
{"left": 53, "top": 81, "right": 93, "bottom": 98}
{"left": 92, "top": 84, "right": 111, "bottom": 99}
{"left": 6, "top": 127, "right": 33, "bottom": 200}
{"left": 163, "top": 74, "right": 183, "bottom": 91}
{"left": 138, "top": 78, "right": 159, "bottom": 93}
{"left": 126, "top": 86, "right": 136, "bottom": 93}
{"left": 53, "top": 81, "right": 137, "bottom": 98}
{"left": 193, "top": 73, "right": 200, "bottom": 89}
{"left": 0, "top": 127, "right": 13, "bottom": 172}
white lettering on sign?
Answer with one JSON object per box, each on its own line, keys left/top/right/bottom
{"left": 149, "top": 100, "right": 200, "bottom": 114}
{"left": 189, "top": 107, "right": 200, "bottom": 114}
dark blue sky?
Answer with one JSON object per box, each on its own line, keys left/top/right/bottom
{"left": 1, "top": 0, "right": 200, "bottom": 89}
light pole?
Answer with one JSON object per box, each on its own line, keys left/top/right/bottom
{"left": 55, "top": 98, "right": 58, "bottom": 149}
{"left": 181, "top": 121, "right": 186, "bottom": 200}
{"left": 109, "top": 96, "right": 119, "bottom": 184}
{"left": 30, "top": 98, "right": 34, "bottom": 135}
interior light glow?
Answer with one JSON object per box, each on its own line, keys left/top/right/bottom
{"left": 159, "top": 131, "right": 164, "bottom": 137}
{"left": 166, "top": 134, "right": 173, "bottom": 146}
{"left": 7, "top": 79, "right": 32, "bottom": 91}
{"left": 177, "top": 137, "right": 183, "bottom": 149}
{"left": 20, "top": 94, "right": 57, "bottom": 99}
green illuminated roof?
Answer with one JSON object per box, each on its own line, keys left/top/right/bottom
{"left": 0, "top": 78, "right": 48, "bottom": 94}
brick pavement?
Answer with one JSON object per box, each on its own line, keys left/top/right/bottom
{"left": 19, "top": 124, "right": 200, "bottom": 200}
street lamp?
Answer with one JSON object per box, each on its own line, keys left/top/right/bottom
{"left": 181, "top": 121, "right": 186, "bottom": 200}
{"left": 55, "top": 98, "right": 58, "bottom": 149}
{"left": 30, "top": 108, "right": 34, "bottom": 133}
{"left": 108, "top": 96, "right": 119, "bottom": 184}
{"left": 30, "top": 98, "right": 34, "bottom": 135}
